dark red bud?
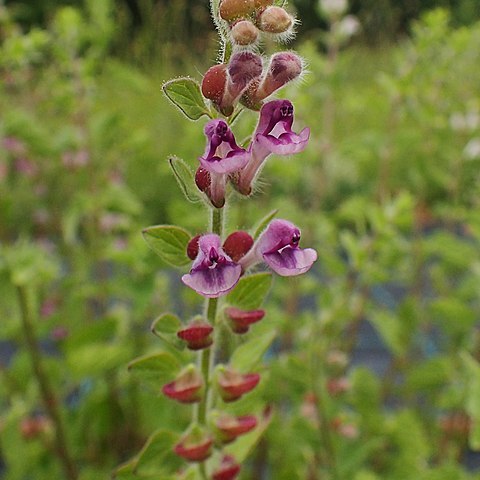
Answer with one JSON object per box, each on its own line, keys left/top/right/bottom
{"left": 202, "top": 64, "right": 228, "bottom": 104}
{"left": 195, "top": 167, "right": 211, "bottom": 192}
{"left": 214, "top": 414, "right": 257, "bottom": 444}
{"left": 162, "top": 366, "right": 204, "bottom": 404}
{"left": 174, "top": 435, "right": 213, "bottom": 462}
{"left": 225, "top": 307, "right": 265, "bottom": 334}
{"left": 217, "top": 368, "right": 260, "bottom": 402}
{"left": 212, "top": 455, "right": 241, "bottom": 480}
{"left": 222, "top": 231, "right": 254, "bottom": 262}
{"left": 177, "top": 320, "right": 214, "bottom": 350}
{"left": 187, "top": 235, "right": 201, "bottom": 260}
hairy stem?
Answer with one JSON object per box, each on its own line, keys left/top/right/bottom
{"left": 16, "top": 285, "right": 78, "bottom": 480}
{"left": 197, "top": 207, "right": 224, "bottom": 477}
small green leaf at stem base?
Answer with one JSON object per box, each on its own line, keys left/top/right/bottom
{"left": 169, "top": 156, "right": 204, "bottom": 204}
{"left": 227, "top": 272, "right": 273, "bottom": 310}
{"left": 127, "top": 352, "right": 181, "bottom": 389}
{"left": 151, "top": 313, "right": 185, "bottom": 350}
{"left": 163, "top": 77, "right": 210, "bottom": 120}
{"left": 142, "top": 225, "right": 191, "bottom": 267}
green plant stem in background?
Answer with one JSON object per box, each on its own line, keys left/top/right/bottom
{"left": 16, "top": 285, "right": 78, "bottom": 480}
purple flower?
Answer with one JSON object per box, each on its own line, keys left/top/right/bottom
{"left": 240, "top": 219, "right": 317, "bottom": 276}
{"left": 199, "top": 120, "right": 250, "bottom": 207}
{"left": 182, "top": 234, "right": 242, "bottom": 298}
{"left": 237, "top": 100, "right": 310, "bottom": 195}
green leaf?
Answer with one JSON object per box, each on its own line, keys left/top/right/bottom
{"left": 142, "top": 225, "right": 191, "bottom": 267}
{"left": 169, "top": 156, "right": 203, "bottom": 204}
{"left": 227, "top": 273, "right": 272, "bottom": 310}
{"left": 128, "top": 352, "right": 181, "bottom": 389}
{"left": 252, "top": 209, "right": 278, "bottom": 239}
{"left": 151, "top": 313, "right": 184, "bottom": 350}
{"left": 162, "top": 77, "right": 209, "bottom": 120}
{"left": 225, "top": 408, "right": 273, "bottom": 462}
{"left": 231, "top": 330, "right": 276, "bottom": 371}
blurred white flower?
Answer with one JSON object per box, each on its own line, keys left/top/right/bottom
{"left": 463, "top": 138, "right": 480, "bottom": 160}
{"left": 337, "top": 15, "right": 360, "bottom": 38}
{"left": 319, "top": 0, "right": 348, "bottom": 19}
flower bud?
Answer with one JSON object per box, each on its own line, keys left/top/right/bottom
{"left": 177, "top": 318, "right": 214, "bottom": 350}
{"left": 258, "top": 6, "right": 293, "bottom": 34}
{"left": 212, "top": 412, "right": 258, "bottom": 444}
{"left": 244, "top": 52, "right": 303, "bottom": 104}
{"left": 174, "top": 425, "right": 213, "bottom": 462}
{"left": 222, "top": 231, "right": 254, "bottom": 262}
{"left": 216, "top": 366, "right": 260, "bottom": 402}
{"left": 326, "top": 377, "right": 351, "bottom": 396}
{"left": 20, "top": 415, "right": 51, "bottom": 440}
{"left": 220, "top": 0, "right": 255, "bottom": 22}
{"left": 212, "top": 455, "right": 241, "bottom": 480}
{"left": 230, "top": 20, "right": 259, "bottom": 46}
{"left": 195, "top": 167, "right": 211, "bottom": 193}
{"left": 227, "top": 52, "right": 263, "bottom": 101}
{"left": 225, "top": 307, "right": 265, "bottom": 334}
{"left": 187, "top": 234, "right": 201, "bottom": 260}
{"left": 162, "top": 365, "right": 204, "bottom": 404}
{"left": 254, "top": 0, "right": 273, "bottom": 7}
{"left": 202, "top": 64, "right": 228, "bottom": 105}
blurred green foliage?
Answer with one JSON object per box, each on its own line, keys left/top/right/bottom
{"left": 2, "top": 1, "right": 480, "bottom": 479}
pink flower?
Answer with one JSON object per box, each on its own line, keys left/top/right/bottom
{"left": 182, "top": 234, "right": 242, "bottom": 298}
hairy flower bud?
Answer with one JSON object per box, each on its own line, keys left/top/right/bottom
{"left": 177, "top": 318, "right": 214, "bottom": 350}
{"left": 230, "top": 20, "right": 259, "bottom": 46}
{"left": 174, "top": 425, "right": 213, "bottom": 462}
{"left": 244, "top": 52, "right": 303, "bottom": 105}
{"left": 222, "top": 231, "right": 254, "bottom": 262}
{"left": 220, "top": 0, "right": 256, "bottom": 22}
{"left": 162, "top": 365, "right": 204, "bottom": 404}
{"left": 254, "top": 0, "right": 273, "bottom": 7}
{"left": 216, "top": 366, "right": 260, "bottom": 402}
{"left": 258, "top": 6, "right": 293, "bottom": 34}
{"left": 202, "top": 64, "right": 228, "bottom": 105}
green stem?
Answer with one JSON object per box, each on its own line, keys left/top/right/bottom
{"left": 16, "top": 285, "right": 78, "bottom": 480}
{"left": 196, "top": 207, "right": 224, "bottom": 478}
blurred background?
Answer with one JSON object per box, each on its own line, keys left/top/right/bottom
{"left": 2, "top": 0, "right": 480, "bottom": 479}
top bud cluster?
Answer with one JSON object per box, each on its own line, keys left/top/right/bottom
{"left": 202, "top": 0, "right": 303, "bottom": 117}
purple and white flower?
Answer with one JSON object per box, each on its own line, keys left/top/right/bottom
{"left": 182, "top": 234, "right": 242, "bottom": 298}
{"left": 240, "top": 219, "right": 317, "bottom": 276}
{"left": 237, "top": 99, "right": 310, "bottom": 195}
{"left": 199, "top": 120, "right": 250, "bottom": 207}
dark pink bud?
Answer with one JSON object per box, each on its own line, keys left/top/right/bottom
{"left": 177, "top": 319, "right": 214, "bottom": 350}
{"left": 222, "top": 231, "right": 254, "bottom": 262}
{"left": 162, "top": 365, "right": 204, "bottom": 404}
{"left": 214, "top": 413, "right": 258, "bottom": 444}
{"left": 195, "top": 167, "right": 211, "bottom": 193}
{"left": 225, "top": 307, "right": 265, "bottom": 334}
{"left": 187, "top": 235, "right": 201, "bottom": 260}
{"left": 202, "top": 64, "right": 228, "bottom": 104}
{"left": 212, "top": 455, "right": 241, "bottom": 480}
{"left": 174, "top": 426, "right": 213, "bottom": 462}
{"left": 217, "top": 367, "right": 260, "bottom": 402}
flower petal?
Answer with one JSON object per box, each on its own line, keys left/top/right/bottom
{"left": 182, "top": 263, "right": 242, "bottom": 298}
{"left": 263, "top": 246, "right": 317, "bottom": 276}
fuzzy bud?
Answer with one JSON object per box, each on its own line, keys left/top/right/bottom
{"left": 222, "top": 231, "right": 254, "bottom": 262}
{"left": 174, "top": 425, "right": 213, "bottom": 462}
{"left": 212, "top": 455, "right": 241, "bottom": 480}
{"left": 162, "top": 365, "right": 204, "bottom": 404}
{"left": 244, "top": 52, "right": 303, "bottom": 104}
{"left": 220, "top": 0, "right": 256, "bottom": 22}
{"left": 258, "top": 6, "right": 293, "bottom": 34}
{"left": 202, "top": 64, "right": 228, "bottom": 104}
{"left": 230, "top": 20, "right": 259, "bottom": 46}
{"left": 225, "top": 307, "right": 265, "bottom": 334}
{"left": 227, "top": 52, "right": 263, "bottom": 97}
{"left": 177, "top": 318, "right": 214, "bottom": 350}
{"left": 254, "top": 0, "right": 273, "bottom": 7}
{"left": 216, "top": 366, "right": 260, "bottom": 402}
